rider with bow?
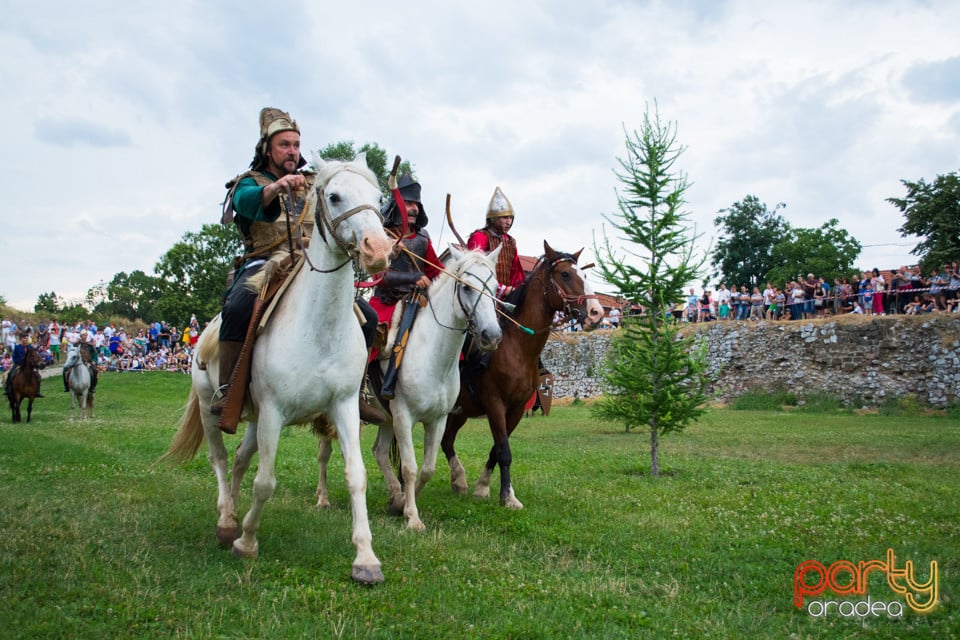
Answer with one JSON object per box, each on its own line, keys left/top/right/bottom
{"left": 467, "top": 186, "right": 526, "bottom": 298}
{"left": 369, "top": 172, "right": 442, "bottom": 399}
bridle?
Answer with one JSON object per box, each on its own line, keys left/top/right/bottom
{"left": 424, "top": 258, "right": 500, "bottom": 340}
{"left": 532, "top": 254, "right": 598, "bottom": 330}
{"left": 293, "top": 166, "right": 383, "bottom": 275}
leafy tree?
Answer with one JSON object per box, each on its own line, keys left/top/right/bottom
{"left": 592, "top": 109, "right": 710, "bottom": 478}
{"left": 710, "top": 195, "right": 789, "bottom": 288}
{"left": 102, "top": 270, "right": 162, "bottom": 321}
{"left": 316, "top": 141, "right": 414, "bottom": 193}
{"left": 765, "top": 219, "right": 862, "bottom": 285}
{"left": 888, "top": 170, "right": 960, "bottom": 271}
{"left": 152, "top": 223, "right": 243, "bottom": 326}
{"left": 34, "top": 291, "right": 63, "bottom": 315}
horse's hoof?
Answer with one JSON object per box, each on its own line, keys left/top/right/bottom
{"left": 216, "top": 526, "right": 240, "bottom": 547}
{"left": 407, "top": 518, "right": 426, "bottom": 532}
{"left": 231, "top": 540, "right": 258, "bottom": 559}
{"left": 352, "top": 564, "right": 384, "bottom": 585}
{"left": 473, "top": 486, "right": 490, "bottom": 500}
{"left": 315, "top": 498, "right": 332, "bottom": 510}
{"left": 501, "top": 496, "right": 524, "bottom": 510}
{"left": 386, "top": 497, "right": 405, "bottom": 517}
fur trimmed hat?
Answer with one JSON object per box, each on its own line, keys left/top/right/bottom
{"left": 250, "top": 107, "right": 304, "bottom": 171}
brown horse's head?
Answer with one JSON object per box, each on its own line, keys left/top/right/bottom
{"left": 542, "top": 241, "right": 605, "bottom": 331}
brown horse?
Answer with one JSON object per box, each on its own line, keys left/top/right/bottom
{"left": 441, "top": 241, "right": 604, "bottom": 508}
{"left": 8, "top": 347, "right": 42, "bottom": 423}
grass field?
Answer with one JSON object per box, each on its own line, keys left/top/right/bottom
{"left": 1, "top": 372, "right": 957, "bottom": 639}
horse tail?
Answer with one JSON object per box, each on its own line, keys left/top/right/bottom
{"left": 158, "top": 384, "right": 205, "bottom": 464}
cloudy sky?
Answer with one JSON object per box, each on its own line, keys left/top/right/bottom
{"left": 2, "top": 0, "right": 958, "bottom": 312}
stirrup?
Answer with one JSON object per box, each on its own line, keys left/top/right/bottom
{"left": 209, "top": 385, "right": 230, "bottom": 416}
{"left": 210, "top": 384, "right": 229, "bottom": 406}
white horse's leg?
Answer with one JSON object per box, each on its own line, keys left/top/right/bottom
{"left": 197, "top": 379, "right": 240, "bottom": 546}
{"left": 233, "top": 409, "right": 282, "bottom": 559}
{"left": 392, "top": 409, "right": 424, "bottom": 531}
{"left": 231, "top": 421, "right": 259, "bottom": 505}
{"left": 415, "top": 418, "right": 443, "bottom": 497}
{"left": 372, "top": 422, "right": 403, "bottom": 516}
{"left": 203, "top": 425, "right": 239, "bottom": 546}
{"left": 330, "top": 401, "right": 383, "bottom": 584}
{"left": 315, "top": 436, "right": 333, "bottom": 509}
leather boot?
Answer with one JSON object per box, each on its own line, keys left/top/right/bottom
{"left": 358, "top": 350, "right": 386, "bottom": 425}
{"left": 210, "top": 340, "right": 243, "bottom": 415}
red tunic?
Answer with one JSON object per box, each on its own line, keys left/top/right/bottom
{"left": 467, "top": 229, "right": 525, "bottom": 295}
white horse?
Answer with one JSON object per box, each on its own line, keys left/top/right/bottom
{"left": 64, "top": 345, "right": 93, "bottom": 420}
{"left": 161, "top": 153, "right": 394, "bottom": 585}
{"left": 316, "top": 246, "right": 504, "bottom": 531}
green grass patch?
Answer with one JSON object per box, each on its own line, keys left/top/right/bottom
{"left": 1, "top": 372, "right": 957, "bottom": 638}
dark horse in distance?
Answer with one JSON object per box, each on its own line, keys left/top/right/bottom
{"left": 8, "top": 347, "right": 43, "bottom": 423}
{"left": 441, "top": 241, "right": 604, "bottom": 508}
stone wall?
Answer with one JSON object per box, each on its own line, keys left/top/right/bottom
{"left": 541, "top": 315, "right": 960, "bottom": 407}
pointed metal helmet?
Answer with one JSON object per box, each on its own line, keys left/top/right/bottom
{"left": 486, "top": 186, "right": 514, "bottom": 220}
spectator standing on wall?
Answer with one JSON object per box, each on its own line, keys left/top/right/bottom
{"left": 609, "top": 306, "right": 621, "bottom": 329}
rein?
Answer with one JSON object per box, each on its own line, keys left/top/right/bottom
{"left": 294, "top": 166, "right": 383, "bottom": 275}
{"left": 422, "top": 261, "right": 499, "bottom": 338}
{"left": 519, "top": 254, "right": 599, "bottom": 335}
{"left": 393, "top": 243, "right": 535, "bottom": 334}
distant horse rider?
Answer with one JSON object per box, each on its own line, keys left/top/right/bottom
{"left": 6, "top": 332, "right": 45, "bottom": 398}
{"left": 62, "top": 330, "right": 98, "bottom": 396}
{"left": 369, "top": 172, "right": 442, "bottom": 399}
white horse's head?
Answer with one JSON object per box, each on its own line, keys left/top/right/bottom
{"left": 64, "top": 345, "right": 81, "bottom": 368}
{"left": 310, "top": 151, "right": 393, "bottom": 274}
{"left": 446, "top": 244, "right": 503, "bottom": 352}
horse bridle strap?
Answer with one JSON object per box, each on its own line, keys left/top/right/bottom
{"left": 302, "top": 166, "right": 383, "bottom": 274}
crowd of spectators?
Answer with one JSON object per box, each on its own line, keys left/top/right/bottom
{"left": 0, "top": 314, "right": 203, "bottom": 376}
{"left": 680, "top": 262, "right": 960, "bottom": 323}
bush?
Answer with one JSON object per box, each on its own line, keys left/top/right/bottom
{"left": 730, "top": 389, "right": 797, "bottom": 411}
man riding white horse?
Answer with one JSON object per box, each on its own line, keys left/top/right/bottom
{"left": 213, "top": 107, "right": 383, "bottom": 425}
{"left": 62, "top": 331, "right": 98, "bottom": 396}
{"left": 368, "top": 172, "right": 442, "bottom": 399}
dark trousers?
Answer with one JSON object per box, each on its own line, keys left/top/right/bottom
{"left": 220, "top": 264, "right": 262, "bottom": 342}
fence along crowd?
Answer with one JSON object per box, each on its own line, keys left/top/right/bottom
{"left": 680, "top": 262, "right": 960, "bottom": 323}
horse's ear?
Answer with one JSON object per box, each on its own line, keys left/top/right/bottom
{"left": 311, "top": 151, "right": 326, "bottom": 172}
{"left": 448, "top": 244, "right": 463, "bottom": 262}
{"left": 487, "top": 243, "right": 503, "bottom": 263}
{"left": 571, "top": 248, "right": 584, "bottom": 262}
{"left": 543, "top": 240, "right": 555, "bottom": 259}
{"left": 353, "top": 152, "right": 368, "bottom": 169}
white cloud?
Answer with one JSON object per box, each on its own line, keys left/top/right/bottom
{"left": 1, "top": 0, "right": 958, "bottom": 311}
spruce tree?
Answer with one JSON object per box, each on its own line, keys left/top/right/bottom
{"left": 593, "top": 106, "right": 710, "bottom": 477}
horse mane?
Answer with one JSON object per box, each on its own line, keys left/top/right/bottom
{"left": 313, "top": 159, "right": 379, "bottom": 191}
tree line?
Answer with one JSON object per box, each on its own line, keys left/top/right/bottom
{"left": 22, "top": 139, "right": 959, "bottom": 329}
